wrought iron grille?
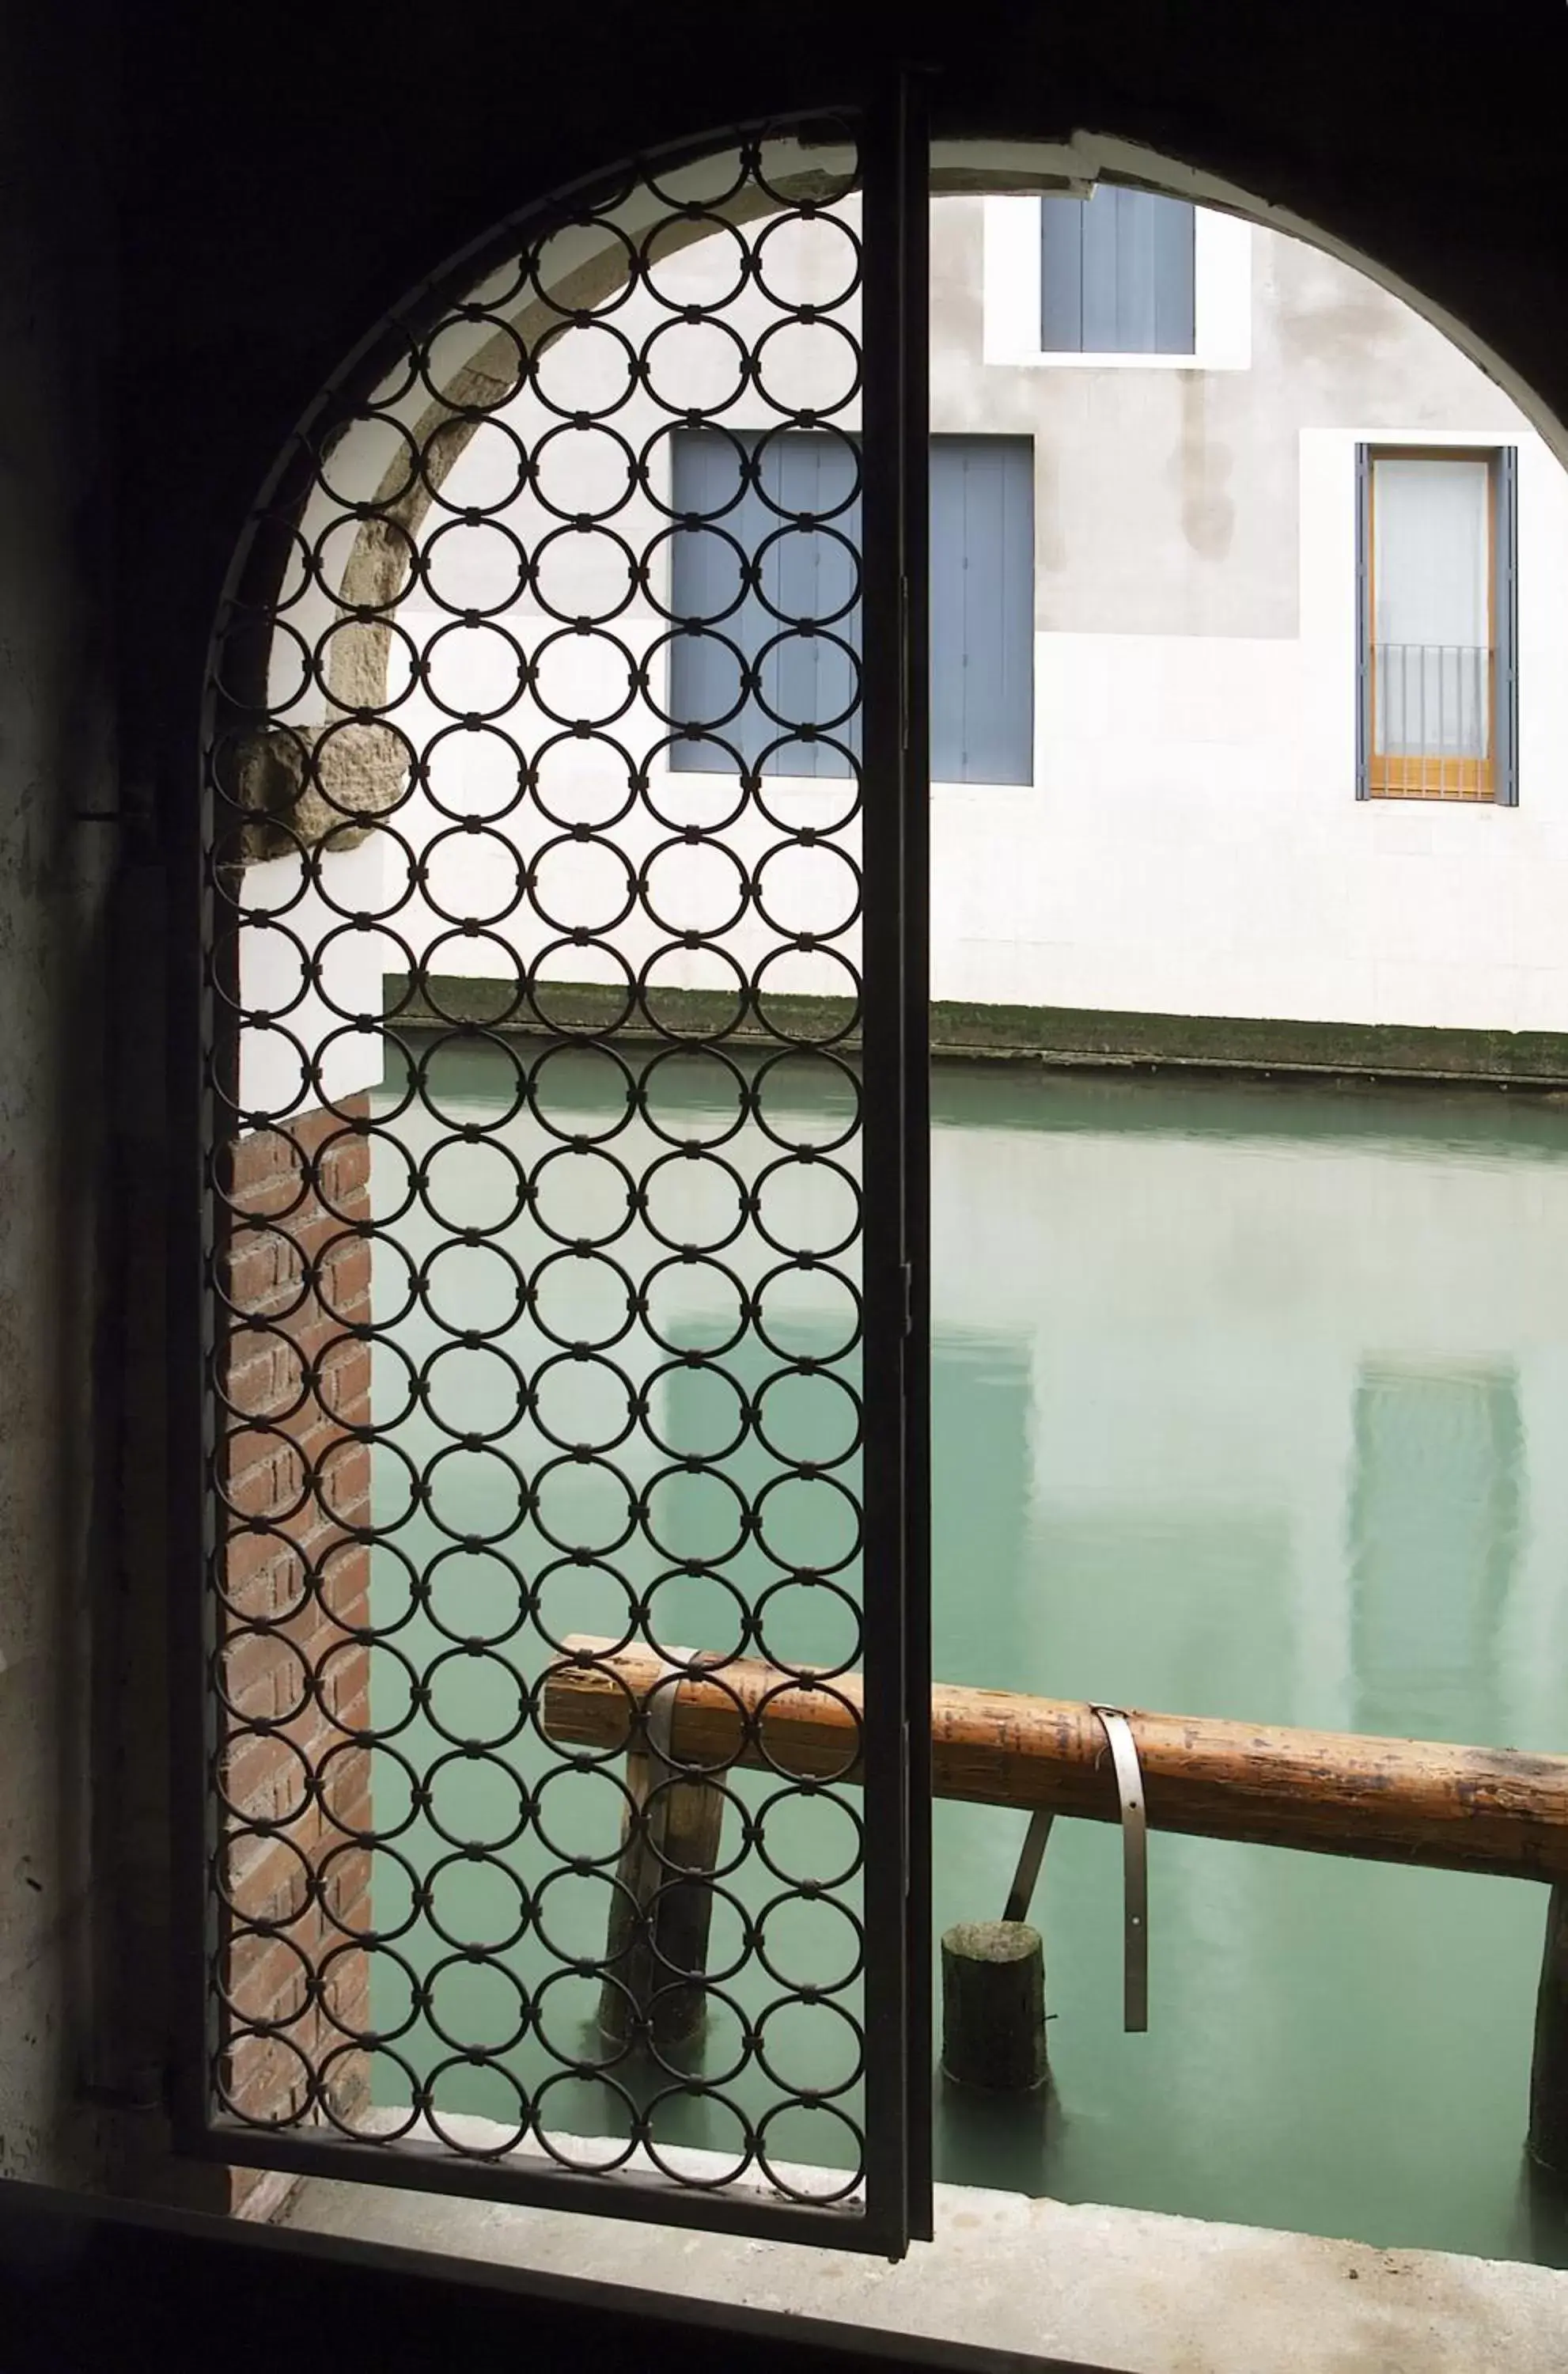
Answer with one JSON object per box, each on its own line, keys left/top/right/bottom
{"left": 191, "top": 107, "right": 927, "bottom": 2254}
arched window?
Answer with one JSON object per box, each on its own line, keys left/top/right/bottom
{"left": 179, "top": 84, "right": 1568, "bottom": 2277}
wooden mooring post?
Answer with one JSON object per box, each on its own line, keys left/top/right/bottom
{"left": 596, "top": 1656, "right": 726, "bottom": 2059}
{"left": 547, "top": 1635, "right": 1568, "bottom": 2145}
{"left": 941, "top": 1921, "right": 1047, "bottom": 2092}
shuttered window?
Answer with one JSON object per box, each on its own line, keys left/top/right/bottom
{"left": 1040, "top": 187, "right": 1196, "bottom": 356}
{"left": 670, "top": 431, "right": 1034, "bottom": 785}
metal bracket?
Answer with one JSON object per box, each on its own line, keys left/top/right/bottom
{"left": 1002, "top": 1807, "right": 1055, "bottom": 1926}
{"left": 1091, "top": 1705, "right": 1148, "bottom": 2034}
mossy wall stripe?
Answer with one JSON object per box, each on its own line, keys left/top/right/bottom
{"left": 384, "top": 977, "right": 1568, "bottom": 1091}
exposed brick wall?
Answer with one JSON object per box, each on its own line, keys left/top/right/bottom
{"left": 213, "top": 1098, "right": 373, "bottom": 2164}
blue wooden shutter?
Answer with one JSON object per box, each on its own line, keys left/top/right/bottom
{"left": 1040, "top": 195, "right": 1087, "bottom": 352}
{"left": 1495, "top": 446, "right": 1519, "bottom": 806}
{"left": 929, "top": 438, "right": 1034, "bottom": 784}
{"left": 672, "top": 430, "right": 859, "bottom": 776}
{"left": 678, "top": 431, "right": 1033, "bottom": 787}
{"left": 760, "top": 434, "right": 861, "bottom": 779}
{"left": 1042, "top": 188, "right": 1195, "bottom": 356}
{"left": 669, "top": 429, "right": 763, "bottom": 771}
{"left": 1148, "top": 192, "right": 1197, "bottom": 354}
{"left": 1080, "top": 187, "right": 1127, "bottom": 353}
{"left": 1355, "top": 442, "right": 1372, "bottom": 800}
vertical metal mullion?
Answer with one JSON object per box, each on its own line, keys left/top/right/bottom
{"left": 176, "top": 593, "right": 258, "bottom": 2152}
{"left": 169, "top": 704, "right": 214, "bottom": 2154}
{"left": 898, "top": 79, "right": 934, "bottom": 2247}
{"left": 180, "top": 478, "right": 306, "bottom": 2159}
{"left": 858, "top": 67, "right": 930, "bottom": 2258}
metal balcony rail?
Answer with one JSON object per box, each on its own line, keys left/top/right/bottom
{"left": 1374, "top": 639, "right": 1490, "bottom": 760}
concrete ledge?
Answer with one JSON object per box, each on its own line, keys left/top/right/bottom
{"left": 924, "top": 1000, "right": 1568, "bottom": 1089}
{"left": 282, "top": 2157, "right": 1568, "bottom": 2374}
{"left": 383, "top": 976, "right": 1568, "bottom": 1090}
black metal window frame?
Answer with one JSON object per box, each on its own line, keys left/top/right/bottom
{"left": 172, "top": 85, "right": 934, "bottom": 2260}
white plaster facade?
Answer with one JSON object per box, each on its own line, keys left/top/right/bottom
{"left": 930, "top": 198, "right": 1568, "bottom": 1037}
{"left": 241, "top": 187, "right": 1568, "bottom": 1116}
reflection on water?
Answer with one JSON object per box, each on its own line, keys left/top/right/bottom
{"left": 1350, "top": 1366, "right": 1521, "bottom": 1744}
{"left": 371, "top": 1045, "right": 1568, "bottom": 2260}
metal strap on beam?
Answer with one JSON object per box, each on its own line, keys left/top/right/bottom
{"left": 1092, "top": 1705, "right": 1148, "bottom": 2034}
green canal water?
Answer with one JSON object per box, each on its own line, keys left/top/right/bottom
{"left": 367, "top": 1041, "right": 1568, "bottom": 2260}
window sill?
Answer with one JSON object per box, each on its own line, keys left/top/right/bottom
{"left": 1017, "top": 348, "right": 1216, "bottom": 370}
{"left": 1365, "top": 790, "right": 1502, "bottom": 807}
{"left": 932, "top": 776, "right": 1036, "bottom": 794}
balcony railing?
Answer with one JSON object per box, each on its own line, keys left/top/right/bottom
{"left": 1371, "top": 641, "right": 1493, "bottom": 798}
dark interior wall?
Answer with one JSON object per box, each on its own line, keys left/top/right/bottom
{"left": 0, "top": 0, "right": 118, "bottom": 2189}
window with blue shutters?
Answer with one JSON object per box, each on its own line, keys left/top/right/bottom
{"left": 669, "top": 431, "right": 1034, "bottom": 785}
{"left": 1040, "top": 186, "right": 1196, "bottom": 356}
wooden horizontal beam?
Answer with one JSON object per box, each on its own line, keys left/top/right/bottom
{"left": 541, "top": 1636, "right": 1568, "bottom": 1886}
